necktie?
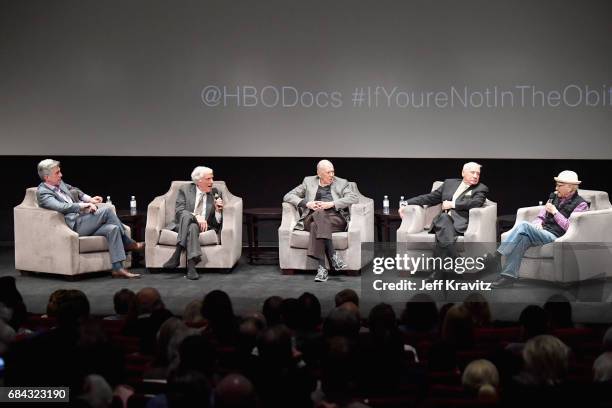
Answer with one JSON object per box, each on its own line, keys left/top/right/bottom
{"left": 194, "top": 193, "right": 204, "bottom": 216}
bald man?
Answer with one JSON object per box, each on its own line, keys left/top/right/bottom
{"left": 284, "top": 160, "right": 359, "bottom": 282}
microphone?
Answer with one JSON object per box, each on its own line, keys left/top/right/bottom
{"left": 547, "top": 192, "right": 556, "bottom": 204}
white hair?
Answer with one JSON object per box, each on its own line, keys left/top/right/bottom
{"left": 37, "top": 159, "right": 60, "bottom": 180}
{"left": 463, "top": 161, "right": 482, "bottom": 172}
{"left": 593, "top": 352, "right": 612, "bottom": 382}
{"left": 317, "top": 159, "right": 334, "bottom": 171}
{"left": 191, "top": 166, "right": 213, "bottom": 182}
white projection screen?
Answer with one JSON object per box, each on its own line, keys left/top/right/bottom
{"left": 1, "top": 0, "right": 611, "bottom": 158}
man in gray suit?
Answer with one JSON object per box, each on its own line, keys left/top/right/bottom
{"left": 284, "top": 160, "right": 359, "bottom": 282}
{"left": 402, "top": 162, "right": 489, "bottom": 280}
{"left": 36, "top": 159, "right": 143, "bottom": 279}
{"left": 162, "top": 166, "right": 223, "bottom": 280}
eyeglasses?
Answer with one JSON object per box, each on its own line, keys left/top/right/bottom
{"left": 556, "top": 183, "right": 569, "bottom": 187}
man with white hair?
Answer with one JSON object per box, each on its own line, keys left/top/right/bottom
{"left": 162, "top": 166, "right": 223, "bottom": 280}
{"left": 284, "top": 160, "right": 358, "bottom": 282}
{"left": 492, "top": 170, "right": 587, "bottom": 288}
{"left": 36, "top": 159, "right": 143, "bottom": 279}
{"left": 402, "top": 162, "right": 489, "bottom": 280}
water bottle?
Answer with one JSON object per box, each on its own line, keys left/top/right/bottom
{"left": 130, "top": 196, "right": 137, "bottom": 215}
{"left": 399, "top": 195, "right": 408, "bottom": 209}
{"left": 106, "top": 196, "right": 112, "bottom": 206}
{"left": 538, "top": 201, "right": 543, "bottom": 206}
{"left": 383, "top": 195, "right": 390, "bottom": 215}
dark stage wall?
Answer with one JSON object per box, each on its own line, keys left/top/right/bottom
{"left": 2, "top": 156, "right": 611, "bottom": 244}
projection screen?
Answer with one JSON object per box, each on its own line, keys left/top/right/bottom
{"left": 1, "top": 0, "right": 611, "bottom": 158}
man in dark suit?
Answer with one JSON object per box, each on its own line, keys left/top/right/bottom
{"left": 163, "top": 166, "right": 223, "bottom": 280}
{"left": 284, "top": 160, "right": 359, "bottom": 282}
{"left": 402, "top": 162, "right": 489, "bottom": 279}
{"left": 36, "top": 159, "right": 143, "bottom": 279}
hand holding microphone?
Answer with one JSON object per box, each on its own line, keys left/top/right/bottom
{"left": 214, "top": 191, "right": 223, "bottom": 212}
{"left": 545, "top": 192, "right": 558, "bottom": 215}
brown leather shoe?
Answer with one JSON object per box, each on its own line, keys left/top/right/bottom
{"left": 125, "top": 242, "right": 145, "bottom": 252}
{"left": 111, "top": 269, "right": 141, "bottom": 279}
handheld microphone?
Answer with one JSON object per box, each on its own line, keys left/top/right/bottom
{"left": 547, "top": 192, "right": 556, "bottom": 204}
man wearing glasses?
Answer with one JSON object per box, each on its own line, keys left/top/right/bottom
{"left": 491, "top": 170, "right": 588, "bottom": 288}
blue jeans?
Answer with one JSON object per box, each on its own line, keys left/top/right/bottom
{"left": 497, "top": 221, "right": 557, "bottom": 278}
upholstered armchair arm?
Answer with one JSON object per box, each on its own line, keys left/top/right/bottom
{"left": 555, "top": 209, "right": 612, "bottom": 243}
{"left": 397, "top": 205, "right": 426, "bottom": 236}
{"left": 347, "top": 198, "right": 374, "bottom": 244}
{"left": 220, "top": 196, "right": 242, "bottom": 246}
{"left": 501, "top": 206, "right": 542, "bottom": 242}
{"left": 279, "top": 202, "right": 299, "bottom": 234}
{"left": 14, "top": 205, "right": 79, "bottom": 273}
{"left": 464, "top": 203, "right": 497, "bottom": 243}
{"left": 145, "top": 196, "right": 166, "bottom": 246}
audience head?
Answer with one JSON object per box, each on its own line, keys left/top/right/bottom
{"left": 335, "top": 289, "right": 359, "bottom": 307}
{"left": 519, "top": 305, "right": 549, "bottom": 340}
{"left": 201, "top": 290, "right": 236, "bottom": 341}
{"left": 603, "top": 326, "right": 612, "bottom": 351}
{"left": 279, "top": 298, "right": 300, "bottom": 331}
{"left": 593, "top": 352, "right": 612, "bottom": 382}
{"left": 182, "top": 299, "right": 204, "bottom": 325}
{"left": 56, "top": 289, "right": 90, "bottom": 329}
{"left": 522, "top": 334, "right": 570, "bottom": 385}
{"left": 297, "top": 292, "right": 321, "bottom": 331}
{"left": 463, "top": 293, "right": 491, "bottom": 327}
{"left": 441, "top": 304, "right": 474, "bottom": 349}
{"left": 214, "top": 374, "right": 256, "bottom": 408}
{"left": 323, "top": 306, "right": 360, "bottom": 339}
{"left": 401, "top": 293, "right": 439, "bottom": 333}
{"left": 167, "top": 369, "right": 211, "bottom": 408}
{"left": 462, "top": 359, "right": 499, "bottom": 400}
{"left": 368, "top": 303, "right": 398, "bottom": 338}
{"left": 544, "top": 294, "right": 573, "bottom": 329}
{"left": 46, "top": 289, "right": 68, "bottom": 318}
{"left": 238, "top": 315, "right": 266, "bottom": 354}
{"left": 256, "top": 324, "right": 294, "bottom": 368}
{"left": 178, "top": 334, "right": 216, "bottom": 377}
{"left": 77, "top": 374, "right": 113, "bottom": 408}
{"left": 262, "top": 296, "right": 283, "bottom": 327}
{"left": 112, "top": 289, "right": 135, "bottom": 317}
{"left": 136, "top": 287, "right": 164, "bottom": 315}
{"left": 155, "top": 317, "right": 188, "bottom": 367}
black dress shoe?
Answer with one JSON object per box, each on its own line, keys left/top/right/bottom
{"left": 186, "top": 258, "right": 199, "bottom": 280}
{"left": 163, "top": 247, "right": 182, "bottom": 269}
{"left": 492, "top": 276, "right": 516, "bottom": 288}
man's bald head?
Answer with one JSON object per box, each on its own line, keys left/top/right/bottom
{"left": 214, "top": 374, "right": 256, "bottom": 408}
{"left": 316, "top": 160, "right": 335, "bottom": 186}
{"left": 136, "top": 287, "right": 163, "bottom": 314}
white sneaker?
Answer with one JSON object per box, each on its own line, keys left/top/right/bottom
{"left": 314, "top": 265, "right": 329, "bottom": 282}
{"left": 331, "top": 252, "right": 347, "bottom": 270}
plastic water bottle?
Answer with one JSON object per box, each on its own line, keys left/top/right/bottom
{"left": 130, "top": 196, "right": 137, "bottom": 215}
{"left": 538, "top": 201, "right": 543, "bottom": 206}
{"left": 383, "top": 195, "right": 390, "bottom": 215}
{"left": 106, "top": 196, "right": 112, "bottom": 206}
{"left": 399, "top": 195, "right": 408, "bottom": 209}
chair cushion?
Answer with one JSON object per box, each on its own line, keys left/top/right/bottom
{"left": 79, "top": 236, "right": 109, "bottom": 253}
{"left": 290, "top": 231, "right": 348, "bottom": 250}
{"left": 524, "top": 242, "right": 554, "bottom": 258}
{"left": 158, "top": 229, "right": 219, "bottom": 246}
{"left": 401, "top": 231, "right": 465, "bottom": 250}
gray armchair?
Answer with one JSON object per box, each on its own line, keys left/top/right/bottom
{"left": 500, "top": 189, "right": 612, "bottom": 282}
{"left": 145, "top": 181, "right": 242, "bottom": 270}
{"left": 278, "top": 182, "right": 374, "bottom": 273}
{"left": 14, "top": 188, "right": 132, "bottom": 276}
{"left": 396, "top": 181, "right": 497, "bottom": 272}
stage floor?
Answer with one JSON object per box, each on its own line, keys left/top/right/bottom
{"left": 2, "top": 248, "right": 611, "bottom": 323}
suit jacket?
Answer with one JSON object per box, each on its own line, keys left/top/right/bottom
{"left": 36, "top": 181, "right": 88, "bottom": 230}
{"left": 167, "top": 183, "right": 223, "bottom": 233}
{"left": 406, "top": 178, "right": 489, "bottom": 234}
{"left": 283, "top": 176, "right": 359, "bottom": 231}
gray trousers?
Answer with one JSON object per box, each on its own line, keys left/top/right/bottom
{"left": 74, "top": 206, "right": 134, "bottom": 264}
{"left": 304, "top": 209, "right": 346, "bottom": 260}
{"left": 174, "top": 212, "right": 205, "bottom": 261}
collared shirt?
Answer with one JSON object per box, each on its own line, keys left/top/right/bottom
{"left": 533, "top": 197, "right": 588, "bottom": 231}
{"left": 194, "top": 189, "right": 222, "bottom": 223}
